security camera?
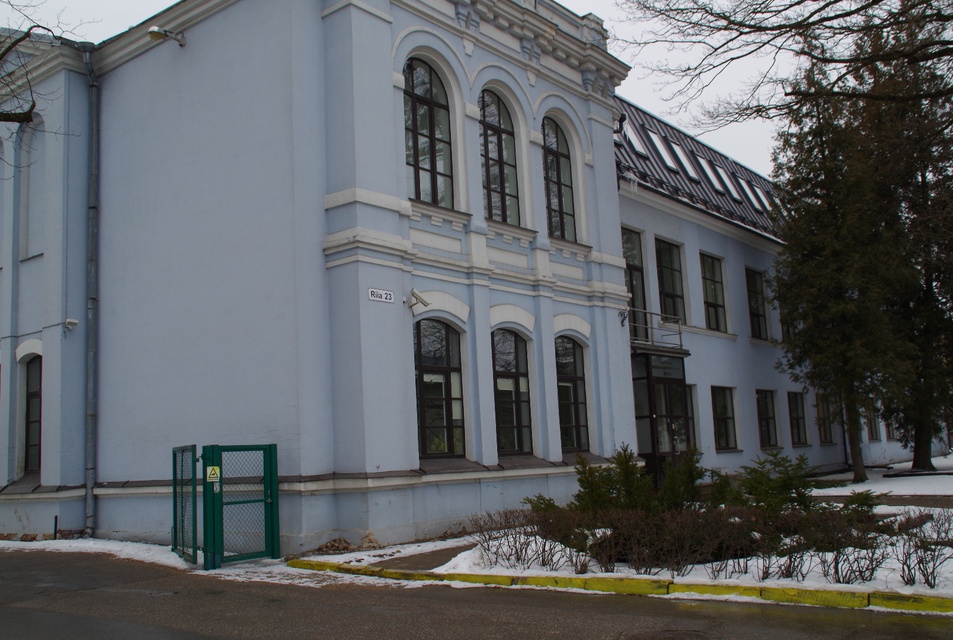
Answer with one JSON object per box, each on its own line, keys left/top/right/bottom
{"left": 64, "top": 318, "right": 79, "bottom": 330}
{"left": 409, "top": 289, "right": 431, "bottom": 308}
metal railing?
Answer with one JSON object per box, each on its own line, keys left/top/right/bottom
{"left": 627, "top": 308, "right": 684, "bottom": 351}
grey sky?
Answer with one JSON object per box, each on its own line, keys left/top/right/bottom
{"left": 2, "top": 0, "right": 775, "bottom": 175}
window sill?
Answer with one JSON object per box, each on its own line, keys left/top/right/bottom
{"left": 680, "top": 325, "right": 738, "bottom": 340}
{"left": 792, "top": 443, "right": 812, "bottom": 448}
{"left": 496, "top": 454, "right": 565, "bottom": 471}
{"left": 748, "top": 337, "right": 775, "bottom": 346}
{"left": 714, "top": 448, "right": 743, "bottom": 454}
{"left": 419, "top": 457, "right": 490, "bottom": 475}
{"left": 486, "top": 219, "right": 537, "bottom": 247}
{"left": 549, "top": 237, "right": 592, "bottom": 260}
{"left": 408, "top": 200, "right": 471, "bottom": 231}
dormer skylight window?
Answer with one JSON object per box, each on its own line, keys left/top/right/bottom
{"left": 622, "top": 122, "right": 649, "bottom": 156}
{"left": 739, "top": 178, "right": 764, "bottom": 210}
{"left": 647, "top": 129, "right": 679, "bottom": 172}
{"left": 754, "top": 185, "right": 773, "bottom": 212}
{"left": 714, "top": 163, "right": 743, "bottom": 201}
{"left": 670, "top": 140, "right": 700, "bottom": 181}
{"left": 696, "top": 154, "right": 724, "bottom": 193}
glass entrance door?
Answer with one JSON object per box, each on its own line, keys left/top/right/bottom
{"left": 632, "top": 354, "right": 693, "bottom": 485}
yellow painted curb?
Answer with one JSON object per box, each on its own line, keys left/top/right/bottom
{"left": 440, "top": 572, "right": 514, "bottom": 586}
{"left": 669, "top": 583, "right": 762, "bottom": 599}
{"left": 761, "top": 586, "right": 868, "bottom": 609}
{"left": 514, "top": 575, "right": 589, "bottom": 590}
{"left": 378, "top": 568, "right": 440, "bottom": 581}
{"left": 870, "top": 592, "right": 953, "bottom": 613}
{"left": 586, "top": 576, "right": 671, "bottom": 595}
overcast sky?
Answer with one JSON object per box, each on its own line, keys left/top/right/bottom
{"left": 2, "top": 0, "right": 776, "bottom": 175}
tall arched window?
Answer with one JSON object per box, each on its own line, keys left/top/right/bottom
{"left": 542, "top": 117, "right": 575, "bottom": 242}
{"left": 479, "top": 90, "right": 519, "bottom": 225}
{"left": 555, "top": 337, "right": 587, "bottom": 452}
{"left": 492, "top": 329, "right": 531, "bottom": 454}
{"left": 404, "top": 58, "right": 453, "bottom": 209}
{"left": 413, "top": 319, "right": 464, "bottom": 457}
{"left": 25, "top": 356, "right": 42, "bottom": 473}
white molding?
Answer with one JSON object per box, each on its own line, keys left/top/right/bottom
{"left": 16, "top": 339, "right": 42, "bottom": 361}
{"left": 489, "top": 304, "right": 536, "bottom": 333}
{"left": 325, "top": 187, "right": 405, "bottom": 213}
{"left": 553, "top": 313, "right": 590, "bottom": 339}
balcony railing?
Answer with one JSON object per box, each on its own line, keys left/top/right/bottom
{"left": 628, "top": 308, "right": 684, "bottom": 352}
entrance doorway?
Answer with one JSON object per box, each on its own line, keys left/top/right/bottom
{"left": 632, "top": 353, "right": 694, "bottom": 486}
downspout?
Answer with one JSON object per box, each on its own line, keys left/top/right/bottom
{"left": 81, "top": 44, "right": 100, "bottom": 537}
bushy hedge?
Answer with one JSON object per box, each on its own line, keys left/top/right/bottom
{"left": 468, "top": 447, "right": 953, "bottom": 587}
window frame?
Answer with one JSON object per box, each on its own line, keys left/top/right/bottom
{"left": 479, "top": 90, "right": 520, "bottom": 225}
{"left": 413, "top": 319, "right": 465, "bottom": 458}
{"left": 492, "top": 329, "right": 533, "bottom": 455}
{"left": 655, "top": 239, "right": 686, "bottom": 324}
{"left": 25, "top": 355, "right": 42, "bottom": 473}
{"left": 542, "top": 117, "right": 576, "bottom": 242}
{"left": 815, "top": 393, "right": 837, "bottom": 444}
{"left": 864, "top": 400, "right": 881, "bottom": 442}
{"left": 623, "top": 229, "right": 649, "bottom": 342}
{"left": 756, "top": 389, "right": 779, "bottom": 448}
{"left": 556, "top": 336, "right": 589, "bottom": 453}
{"left": 711, "top": 386, "right": 737, "bottom": 451}
{"left": 403, "top": 58, "right": 454, "bottom": 209}
{"left": 788, "top": 392, "right": 808, "bottom": 446}
{"left": 746, "top": 268, "right": 769, "bottom": 340}
{"left": 700, "top": 253, "right": 727, "bottom": 333}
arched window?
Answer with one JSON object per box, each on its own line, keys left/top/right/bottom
{"left": 542, "top": 117, "right": 575, "bottom": 242}
{"left": 413, "top": 319, "right": 464, "bottom": 457}
{"left": 555, "top": 337, "right": 587, "bottom": 452}
{"left": 479, "top": 90, "right": 519, "bottom": 225}
{"left": 25, "top": 356, "right": 42, "bottom": 473}
{"left": 403, "top": 58, "right": 453, "bottom": 209}
{"left": 492, "top": 329, "right": 531, "bottom": 454}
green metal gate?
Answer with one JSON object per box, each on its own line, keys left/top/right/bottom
{"left": 202, "top": 444, "right": 280, "bottom": 570}
{"left": 172, "top": 445, "right": 198, "bottom": 563}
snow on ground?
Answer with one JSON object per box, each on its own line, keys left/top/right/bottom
{"left": 1, "top": 455, "right": 951, "bottom": 605}
{"left": 813, "top": 453, "right": 953, "bottom": 498}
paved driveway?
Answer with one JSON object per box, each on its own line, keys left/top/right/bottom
{"left": 2, "top": 550, "right": 951, "bottom": 639}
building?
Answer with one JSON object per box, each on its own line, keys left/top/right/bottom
{"left": 0, "top": 0, "right": 914, "bottom": 551}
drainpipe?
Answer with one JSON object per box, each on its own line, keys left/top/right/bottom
{"left": 81, "top": 44, "right": 100, "bottom": 537}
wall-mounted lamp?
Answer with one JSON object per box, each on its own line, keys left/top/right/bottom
{"left": 408, "top": 289, "right": 431, "bottom": 308}
{"left": 147, "top": 26, "right": 186, "bottom": 47}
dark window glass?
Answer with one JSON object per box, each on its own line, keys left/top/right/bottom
{"left": 413, "top": 320, "right": 464, "bottom": 457}
{"left": 25, "top": 356, "right": 41, "bottom": 473}
{"left": 480, "top": 90, "right": 520, "bottom": 225}
{"left": 746, "top": 269, "right": 769, "bottom": 340}
{"left": 404, "top": 59, "right": 453, "bottom": 208}
{"left": 555, "top": 337, "right": 588, "bottom": 452}
{"left": 788, "top": 392, "right": 808, "bottom": 445}
{"left": 700, "top": 254, "right": 727, "bottom": 332}
{"left": 815, "top": 393, "right": 837, "bottom": 444}
{"left": 542, "top": 117, "right": 575, "bottom": 242}
{"left": 492, "top": 329, "right": 532, "bottom": 454}
{"left": 655, "top": 239, "right": 685, "bottom": 323}
{"left": 711, "top": 386, "right": 736, "bottom": 450}
{"left": 623, "top": 229, "right": 648, "bottom": 341}
{"left": 756, "top": 389, "right": 778, "bottom": 448}
{"left": 864, "top": 401, "right": 881, "bottom": 441}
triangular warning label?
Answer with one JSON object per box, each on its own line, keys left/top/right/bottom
{"left": 206, "top": 466, "right": 221, "bottom": 481}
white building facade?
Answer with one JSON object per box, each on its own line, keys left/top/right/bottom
{"left": 0, "top": 0, "right": 915, "bottom": 551}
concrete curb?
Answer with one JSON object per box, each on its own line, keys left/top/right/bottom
{"left": 287, "top": 558, "right": 953, "bottom": 614}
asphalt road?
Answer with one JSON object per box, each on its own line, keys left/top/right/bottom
{"left": 1, "top": 550, "right": 951, "bottom": 639}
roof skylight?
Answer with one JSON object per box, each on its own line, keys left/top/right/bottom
{"left": 623, "top": 122, "right": 649, "bottom": 156}
{"left": 696, "top": 154, "right": 724, "bottom": 193}
{"left": 647, "top": 130, "right": 679, "bottom": 171}
{"left": 670, "top": 141, "right": 700, "bottom": 181}
{"left": 713, "top": 164, "right": 743, "bottom": 201}
{"left": 739, "top": 178, "right": 764, "bottom": 210}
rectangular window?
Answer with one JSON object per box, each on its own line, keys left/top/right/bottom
{"left": 746, "top": 268, "right": 769, "bottom": 340}
{"left": 700, "top": 254, "right": 727, "bottom": 332}
{"left": 885, "top": 418, "right": 899, "bottom": 441}
{"left": 623, "top": 229, "right": 648, "bottom": 342}
{"left": 711, "top": 387, "right": 737, "bottom": 450}
{"left": 621, "top": 122, "right": 649, "bottom": 156}
{"left": 696, "top": 154, "right": 725, "bottom": 193}
{"left": 647, "top": 129, "right": 679, "bottom": 171}
{"left": 865, "top": 401, "right": 881, "bottom": 442}
{"left": 756, "top": 389, "right": 778, "bottom": 448}
{"left": 738, "top": 178, "right": 765, "bottom": 211}
{"left": 714, "top": 164, "right": 743, "bottom": 201}
{"left": 655, "top": 239, "right": 686, "bottom": 323}
{"left": 670, "top": 140, "right": 700, "bottom": 181}
{"left": 815, "top": 393, "right": 837, "bottom": 444}
{"left": 788, "top": 392, "right": 808, "bottom": 445}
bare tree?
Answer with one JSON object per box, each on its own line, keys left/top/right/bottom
{"left": 615, "top": 0, "right": 953, "bottom": 124}
{"left": 0, "top": 1, "right": 76, "bottom": 124}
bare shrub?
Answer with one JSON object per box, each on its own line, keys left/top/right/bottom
{"left": 913, "top": 508, "right": 953, "bottom": 589}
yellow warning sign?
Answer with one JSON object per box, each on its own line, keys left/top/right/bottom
{"left": 205, "top": 466, "right": 221, "bottom": 482}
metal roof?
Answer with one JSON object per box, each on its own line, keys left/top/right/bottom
{"left": 613, "top": 95, "right": 780, "bottom": 241}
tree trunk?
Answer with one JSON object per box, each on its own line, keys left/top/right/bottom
{"left": 845, "top": 402, "right": 868, "bottom": 483}
{"left": 912, "top": 404, "right": 937, "bottom": 471}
